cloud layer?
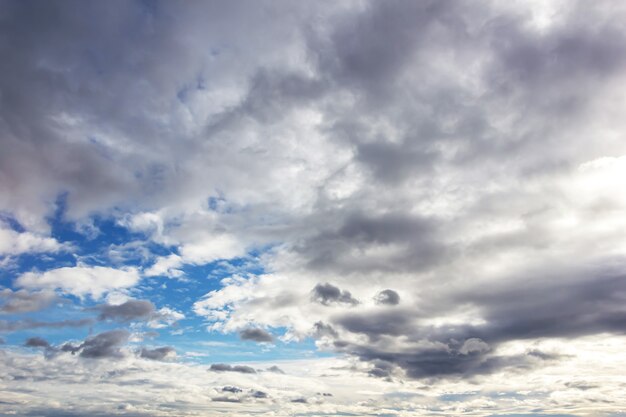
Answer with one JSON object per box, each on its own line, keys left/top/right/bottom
{"left": 2, "top": 0, "right": 626, "bottom": 415}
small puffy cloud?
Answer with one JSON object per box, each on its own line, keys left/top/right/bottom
{"left": 148, "top": 307, "right": 185, "bottom": 329}
{"left": 139, "top": 346, "right": 176, "bottom": 361}
{"left": 0, "top": 289, "right": 59, "bottom": 314}
{"left": 16, "top": 265, "right": 141, "bottom": 299}
{"left": 373, "top": 289, "right": 400, "bottom": 305}
{"left": 209, "top": 363, "right": 257, "bottom": 374}
{"left": 143, "top": 254, "right": 184, "bottom": 279}
{"left": 311, "top": 283, "right": 359, "bottom": 306}
{"left": 239, "top": 328, "right": 274, "bottom": 343}
{"left": 24, "top": 336, "right": 51, "bottom": 349}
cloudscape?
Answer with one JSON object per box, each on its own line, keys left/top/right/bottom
{"left": 1, "top": 1, "right": 626, "bottom": 416}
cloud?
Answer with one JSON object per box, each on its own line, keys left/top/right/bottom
{"left": 239, "top": 328, "right": 273, "bottom": 343}
{"left": 2, "top": 0, "right": 626, "bottom": 414}
{"left": 24, "top": 336, "right": 51, "bottom": 349}
{"left": 291, "top": 397, "right": 307, "bottom": 404}
{"left": 59, "top": 329, "right": 130, "bottom": 359}
{"left": 251, "top": 390, "right": 268, "bottom": 399}
{"left": 373, "top": 289, "right": 400, "bottom": 306}
{"left": 16, "top": 265, "right": 141, "bottom": 299}
{"left": 0, "top": 224, "right": 66, "bottom": 256}
{"left": 211, "top": 396, "right": 242, "bottom": 403}
{"left": 93, "top": 300, "right": 155, "bottom": 322}
{"left": 0, "top": 289, "right": 59, "bottom": 313}
{"left": 139, "top": 346, "right": 176, "bottom": 361}
{"left": 148, "top": 307, "right": 185, "bottom": 329}
{"left": 311, "top": 283, "right": 359, "bottom": 306}
{"left": 209, "top": 363, "right": 256, "bottom": 374}
{"left": 0, "top": 318, "right": 94, "bottom": 333}
{"left": 266, "top": 365, "right": 285, "bottom": 374}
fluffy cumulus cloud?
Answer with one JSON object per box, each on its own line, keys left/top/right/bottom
{"left": 2, "top": 0, "right": 626, "bottom": 415}
{"left": 0, "top": 224, "right": 66, "bottom": 257}
{"left": 16, "top": 265, "right": 141, "bottom": 299}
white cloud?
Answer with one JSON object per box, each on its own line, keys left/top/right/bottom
{"left": 16, "top": 265, "right": 141, "bottom": 299}
{"left": 148, "top": 307, "right": 185, "bottom": 329}
{"left": 0, "top": 225, "right": 66, "bottom": 256}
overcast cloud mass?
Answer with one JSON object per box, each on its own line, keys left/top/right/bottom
{"left": 1, "top": 0, "right": 626, "bottom": 415}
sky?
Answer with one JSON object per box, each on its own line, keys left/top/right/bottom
{"left": 1, "top": 0, "right": 626, "bottom": 416}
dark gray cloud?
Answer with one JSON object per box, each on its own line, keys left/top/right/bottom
{"left": 93, "top": 300, "right": 155, "bottom": 322}
{"left": 311, "top": 283, "right": 358, "bottom": 306}
{"left": 313, "top": 321, "right": 339, "bottom": 338}
{"left": 324, "top": 271, "right": 626, "bottom": 379}
{"left": 222, "top": 386, "right": 243, "bottom": 393}
{"left": 0, "top": 289, "right": 59, "bottom": 314}
{"left": 209, "top": 363, "right": 256, "bottom": 374}
{"left": 56, "top": 329, "right": 130, "bottom": 359}
{"left": 24, "top": 336, "right": 50, "bottom": 349}
{"left": 334, "top": 337, "right": 562, "bottom": 380}
{"left": 139, "top": 346, "right": 175, "bottom": 361}
{"left": 239, "top": 328, "right": 273, "bottom": 343}
{"left": 291, "top": 397, "right": 307, "bottom": 404}
{"left": 335, "top": 309, "right": 415, "bottom": 339}
{"left": 79, "top": 330, "right": 129, "bottom": 359}
{"left": 374, "top": 289, "right": 400, "bottom": 305}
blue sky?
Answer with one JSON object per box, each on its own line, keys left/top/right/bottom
{"left": 2, "top": 0, "right": 626, "bottom": 416}
{"left": 2, "top": 200, "right": 326, "bottom": 364}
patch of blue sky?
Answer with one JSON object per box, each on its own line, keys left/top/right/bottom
{"left": 2, "top": 193, "right": 331, "bottom": 365}
{"left": 438, "top": 392, "right": 479, "bottom": 402}
{"left": 170, "top": 332, "right": 330, "bottom": 365}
